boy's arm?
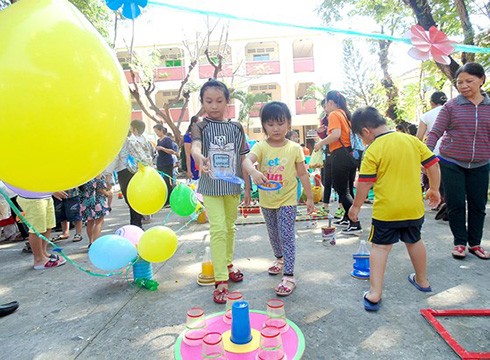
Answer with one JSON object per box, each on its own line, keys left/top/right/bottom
{"left": 425, "top": 162, "right": 441, "bottom": 207}
{"left": 297, "top": 162, "right": 315, "bottom": 214}
{"left": 348, "top": 182, "right": 373, "bottom": 223}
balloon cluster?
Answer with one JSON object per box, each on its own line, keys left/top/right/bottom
{"left": 126, "top": 165, "right": 203, "bottom": 218}
{"left": 88, "top": 224, "right": 178, "bottom": 271}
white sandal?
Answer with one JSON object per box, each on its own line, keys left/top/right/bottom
{"left": 268, "top": 259, "right": 284, "bottom": 275}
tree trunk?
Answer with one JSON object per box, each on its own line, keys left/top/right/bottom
{"left": 403, "top": 0, "right": 461, "bottom": 82}
{"left": 455, "top": 0, "right": 475, "bottom": 63}
{"left": 378, "top": 40, "right": 399, "bottom": 121}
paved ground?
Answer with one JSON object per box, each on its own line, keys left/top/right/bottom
{"left": 0, "top": 191, "right": 489, "bottom": 359}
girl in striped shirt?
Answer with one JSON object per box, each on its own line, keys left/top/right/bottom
{"left": 191, "top": 80, "right": 251, "bottom": 303}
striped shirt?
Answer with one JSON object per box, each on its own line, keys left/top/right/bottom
{"left": 191, "top": 118, "right": 249, "bottom": 196}
{"left": 426, "top": 94, "right": 490, "bottom": 168}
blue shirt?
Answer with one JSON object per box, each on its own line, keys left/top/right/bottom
{"left": 156, "top": 136, "right": 174, "bottom": 168}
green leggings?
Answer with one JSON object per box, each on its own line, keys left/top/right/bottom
{"left": 203, "top": 194, "right": 241, "bottom": 282}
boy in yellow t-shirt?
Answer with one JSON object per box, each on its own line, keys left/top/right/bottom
{"left": 348, "top": 107, "right": 441, "bottom": 312}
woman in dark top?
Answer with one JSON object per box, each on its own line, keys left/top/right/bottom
{"left": 153, "top": 124, "right": 176, "bottom": 204}
{"left": 183, "top": 116, "right": 200, "bottom": 180}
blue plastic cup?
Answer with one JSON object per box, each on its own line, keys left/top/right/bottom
{"left": 230, "top": 300, "right": 252, "bottom": 344}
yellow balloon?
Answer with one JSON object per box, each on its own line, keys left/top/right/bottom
{"left": 0, "top": 0, "right": 130, "bottom": 191}
{"left": 127, "top": 165, "right": 168, "bottom": 215}
{"left": 138, "top": 226, "right": 178, "bottom": 263}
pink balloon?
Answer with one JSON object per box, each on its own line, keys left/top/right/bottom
{"left": 115, "top": 225, "right": 144, "bottom": 247}
{"left": 3, "top": 183, "right": 52, "bottom": 199}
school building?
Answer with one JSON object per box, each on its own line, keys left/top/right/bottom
{"left": 116, "top": 29, "right": 339, "bottom": 147}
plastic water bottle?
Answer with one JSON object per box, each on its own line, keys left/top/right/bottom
{"left": 201, "top": 246, "right": 214, "bottom": 278}
{"left": 357, "top": 240, "right": 370, "bottom": 255}
{"left": 351, "top": 240, "right": 370, "bottom": 279}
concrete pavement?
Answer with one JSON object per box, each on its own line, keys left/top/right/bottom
{"left": 0, "top": 193, "right": 489, "bottom": 359}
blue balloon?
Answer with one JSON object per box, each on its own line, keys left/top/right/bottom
{"left": 106, "top": 0, "right": 123, "bottom": 11}
{"left": 89, "top": 235, "right": 138, "bottom": 271}
{"left": 105, "top": 0, "right": 148, "bottom": 19}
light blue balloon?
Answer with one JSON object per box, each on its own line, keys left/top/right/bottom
{"left": 89, "top": 235, "right": 138, "bottom": 271}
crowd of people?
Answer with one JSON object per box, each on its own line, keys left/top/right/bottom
{"left": 1, "top": 63, "right": 489, "bottom": 314}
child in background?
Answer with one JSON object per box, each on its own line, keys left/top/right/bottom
{"left": 243, "top": 101, "right": 315, "bottom": 296}
{"left": 103, "top": 171, "right": 115, "bottom": 211}
{"left": 286, "top": 130, "right": 304, "bottom": 202}
{"left": 79, "top": 176, "right": 111, "bottom": 248}
{"left": 17, "top": 192, "right": 67, "bottom": 269}
{"left": 52, "top": 188, "right": 83, "bottom": 242}
{"left": 347, "top": 107, "right": 440, "bottom": 312}
{"left": 191, "top": 79, "right": 251, "bottom": 304}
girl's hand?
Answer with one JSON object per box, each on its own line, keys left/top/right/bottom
{"left": 186, "top": 170, "right": 193, "bottom": 179}
{"left": 251, "top": 169, "right": 268, "bottom": 186}
{"left": 313, "top": 142, "right": 322, "bottom": 152}
{"left": 306, "top": 198, "right": 315, "bottom": 214}
{"left": 242, "top": 192, "right": 251, "bottom": 206}
{"left": 195, "top": 154, "right": 210, "bottom": 173}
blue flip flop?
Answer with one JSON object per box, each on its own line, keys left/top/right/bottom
{"left": 408, "top": 273, "right": 432, "bottom": 292}
{"left": 363, "top": 292, "right": 381, "bottom": 312}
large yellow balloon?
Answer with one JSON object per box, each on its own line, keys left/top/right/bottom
{"left": 138, "top": 226, "right": 178, "bottom": 263}
{"left": 0, "top": 0, "right": 130, "bottom": 191}
{"left": 127, "top": 165, "right": 168, "bottom": 215}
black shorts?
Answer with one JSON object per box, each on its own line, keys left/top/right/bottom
{"left": 368, "top": 218, "right": 424, "bottom": 245}
{"left": 54, "top": 196, "right": 82, "bottom": 222}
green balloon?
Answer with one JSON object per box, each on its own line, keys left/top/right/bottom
{"left": 170, "top": 183, "right": 198, "bottom": 217}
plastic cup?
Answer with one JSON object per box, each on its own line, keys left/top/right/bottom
{"left": 322, "top": 226, "right": 336, "bottom": 246}
{"left": 201, "top": 332, "right": 227, "bottom": 359}
{"left": 266, "top": 299, "right": 286, "bottom": 319}
{"left": 256, "top": 326, "right": 285, "bottom": 360}
{"left": 230, "top": 300, "right": 252, "bottom": 344}
{"left": 223, "top": 291, "right": 243, "bottom": 324}
{"left": 264, "top": 317, "right": 289, "bottom": 334}
{"left": 183, "top": 307, "right": 207, "bottom": 347}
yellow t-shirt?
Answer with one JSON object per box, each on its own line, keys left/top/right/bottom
{"left": 251, "top": 140, "right": 305, "bottom": 209}
{"left": 358, "top": 132, "right": 438, "bottom": 221}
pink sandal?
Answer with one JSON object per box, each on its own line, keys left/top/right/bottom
{"left": 275, "top": 276, "right": 296, "bottom": 297}
{"left": 213, "top": 281, "right": 229, "bottom": 304}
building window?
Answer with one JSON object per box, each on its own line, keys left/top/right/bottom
{"left": 253, "top": 54, "right": 270, "bottom": 61}
{"left": 165, "top": 59, "right": 182, "bottom": 67}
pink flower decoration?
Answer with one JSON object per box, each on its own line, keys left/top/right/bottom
{"left": 408, "top": 25, "right": 455, "bottom": 65}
